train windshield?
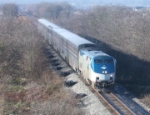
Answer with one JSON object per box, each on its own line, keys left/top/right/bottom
{"left": 94, "top": 59, "right": 113, "bottom": 64}
{"left": 94, "top": 59, "right": 103, "bottom": 63}
{"left": 92, "top": 56, "right": 115, "bottom": 74}
{"left": 104, "top": 59, "right": 113, "bottom": 63}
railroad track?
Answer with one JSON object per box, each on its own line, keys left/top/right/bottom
{"left": 81, "top": 76, "right": 149, "bottom": 115}
{"left": 100, "top": 92, "right": 135, "bottom": 115}
{"left": 114, "top": 84, "right": 150, "bottom": 115}
{"left": 79, "top": 75, "right": 136, "bottom": 115}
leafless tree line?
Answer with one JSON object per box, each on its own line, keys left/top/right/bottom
{"left": 0, "top": 17, "right": 45, "bottom": 80}
{"left": 27, "top": 2, "right": 73, "bottom": 21}
{"left": 0, "top": 13, "right": 83, "bottom": 114}
{"left": 2, "top": 3, "right": 18, "bottom": 17}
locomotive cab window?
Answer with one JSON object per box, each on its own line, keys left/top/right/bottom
{"left": 94, "top": 59, "right": 103, "bottom": 64}
{"left": 84, "top": 44, "right": 95, "bottom": 48}
{"left": 104, "top": 59, "right": 113, "bottom": 63}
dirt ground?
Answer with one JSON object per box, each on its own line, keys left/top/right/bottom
{"left": 0, "top": 84, "right": 4, "bottom": 115}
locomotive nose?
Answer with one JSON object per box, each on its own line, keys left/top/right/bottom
{"left": 110, "top": 76, "right": 113, "bottom": 80}
{"left": 102, "top": 70, "right": 107, "bottom": 74}
{"left": 102, "top": 82, "right": 107, "bottom": 88}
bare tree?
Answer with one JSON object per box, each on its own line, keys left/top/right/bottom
{"left": 27, "top": 2, "right": 72, "bottom": 21}
{"left": 2, "top": 3, "right": 18, "bottom": 17}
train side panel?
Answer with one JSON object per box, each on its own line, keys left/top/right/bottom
{"left": 48, "top": 29, "right": 79, "bottom": 71}
{"left": 38, "top": 19, "right": 95, "bottom": 72}
{"left": 47, "top": 29, "right": 52, "bottom": 45}
{"left": 79, "top": 51, "right": 90, "bottom": 79}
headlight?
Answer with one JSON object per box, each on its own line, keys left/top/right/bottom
{"left": 110, "top": 74, "right": 113, "bottom": 77}
{"left": 105, "top": 71, "right": 107, "bottom": 74}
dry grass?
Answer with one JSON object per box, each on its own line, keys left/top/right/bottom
{"left": 0, "top": 16, "right": 82, "bottom": 115}
{"left": 141, "top": 95, "right": 150, "bottom": 107}
{"left": 2, "top": 69, "right": 81, "bottom": 114}
{"left": 0, "top": 84, "right": 4, "bottom": 115}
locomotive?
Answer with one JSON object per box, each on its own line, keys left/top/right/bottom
{"left": 38, "top": 19, "right": 116, "bottom": 92}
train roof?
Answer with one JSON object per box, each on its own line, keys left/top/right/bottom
{"left": 38, "top": 19, "right": 95, "bottom": 47}
{"left": 80, "top": 49, "right": 112, "bottom": 59}
{"left": 38, "top": 19, "right": 60, "bottom": 28}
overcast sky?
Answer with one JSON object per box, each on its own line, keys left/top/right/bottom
{"left": 0, "top": 0, "right": 150, "bottom": 7}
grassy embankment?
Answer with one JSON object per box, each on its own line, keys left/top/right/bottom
{"left": 0, "top": 17, "right": 82, "bottom": 115}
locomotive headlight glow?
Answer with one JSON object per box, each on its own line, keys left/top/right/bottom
{"left": 110, "top": 74, "right": 113, "bottom": 77}
{"left": 105, "top": 71, "right": 107, "bottom": 74}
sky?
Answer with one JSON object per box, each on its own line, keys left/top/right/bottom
{"left": 0, "top": 0, "right": 150, "bottom": 7}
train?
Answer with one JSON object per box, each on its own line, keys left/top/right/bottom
{"left": 38, "top": 19, "right": 116, "bottom": 92}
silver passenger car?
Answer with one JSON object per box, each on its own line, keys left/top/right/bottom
{"left": 38, "top": 19, "right": 96, "bottom": 71}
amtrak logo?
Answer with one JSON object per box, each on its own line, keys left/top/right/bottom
{"left": 101, "top": 65, "right": 107, "bottom": 69}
